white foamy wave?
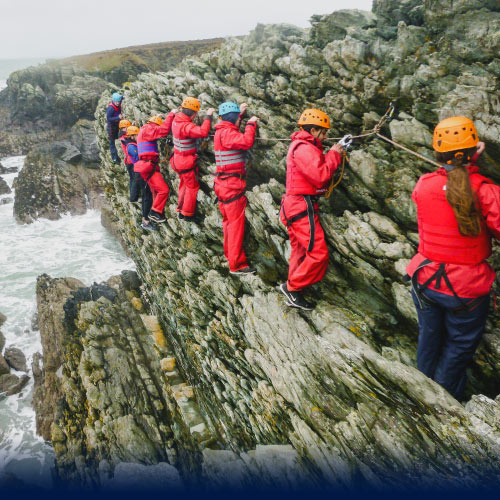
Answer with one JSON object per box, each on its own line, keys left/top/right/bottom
{"left": 0, "top": 156, "right": 134, "bottom": 487}
{"left": 0, "top": 80, "right": 6, "bottom": 92}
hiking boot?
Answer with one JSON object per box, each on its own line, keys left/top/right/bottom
{"left": 279, "top": 283, "right": 314, "bottom": 311}
{"left": 177, "top": 213, "right": 184, "bottom": 220}
{"left": 148, "top": 210, "right": 166, "bottom": 223}
{"left": 230, "top": 266, "right": 257, "bottom": 275}
{"left": 112, "top": 158, "right": 121, "bottom": 165}
{"left": 141, "top": 221, "right": 157, "bottom": 232}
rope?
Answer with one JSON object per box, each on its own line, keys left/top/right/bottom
{"left": 375, "top": 133, "right": 443, "bottom": 169}
{"left": 324, "top": 151, "right": 348, "bottom": 199}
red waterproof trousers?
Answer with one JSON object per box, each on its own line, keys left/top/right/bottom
{"left": 280, "top": 196, "right": 329, "bottom": 291}
{"left": 134, "top": 161, "right": 169, "bottom": 214}
{"left": 171, "top": 157, "right": 199, "bottom": 216}
{"left": 215, "top": 182, "right": 248, "bottom": 272}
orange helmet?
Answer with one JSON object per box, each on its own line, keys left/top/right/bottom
{"left": 119, "top": 119, "right": 131, "bottom": 129}
{"left": 298, "top": 108, "right": 330, "bottom": 129}
{"left": 433, "top": 116, "right": 479, "bottom": 152}
{"left": 126, "top": 125, "right": 140, "bottom": 136}
{"left": 148, "top": 116, "right": 163, "bottom": 126}
{"left": 181, "top": 97, "right": 200, "bottom": 112}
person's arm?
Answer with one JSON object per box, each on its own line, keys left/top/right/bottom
{"left": 156, "top": 111, "right": 177, "bottom": 137}
{"left": 106, "top": 106, "right": 120, "bottom": 124}
{"left": 184, "top": 108, "right": 216, "bottom": 138}
{"left": 128, "top": 143, "right": 139, "bottom": 163}
{"left": 477, "top": 182, "right": 500, "bottom": 240}
{"left": 236, "top": 103, "right": 248, "bottom": 129}
{"left": 293, "top": 144, "right": 341, "bottom": 188}
{"left": 222, "top": 121, "right": 257, "bottom": 150}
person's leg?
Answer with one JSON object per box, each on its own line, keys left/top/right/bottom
{"left": 177, "top": 172, "right": 186, "bottom": 214}
{"left": 140, "top": 179, "right": 153, "bottom": 220}
{"left": 433, "top": 292, "right": 490, "bottom": 401}
{"left": 148, "top": 171, "right": 170, "bottom": 214}
{"left": 412, "top": 289, "right": 446, "bottom": 380}
{"left": 287, "top": 214, "right": 329, "bottom": 291}
{"left": 127, "top": 165, "right": 140, "bottom": 202}
{"left": 180, "top": 169, "right": 200, "bottom": 217}
{"left": 108, "top": 130, "right": 119, "bottom": 162}
{"left": 222, "top": 195, "right": 248, "bottom": 272}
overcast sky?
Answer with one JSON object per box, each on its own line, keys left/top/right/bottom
{"left": 0, "top": 0, "right": 373, "bottom": 59}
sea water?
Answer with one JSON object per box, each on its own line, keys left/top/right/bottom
{"left": 0, "top": 153, "right": 134, "bottom": 486}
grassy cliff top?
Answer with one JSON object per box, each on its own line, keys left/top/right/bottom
{"left": 54, "top": 38, "right": 224, "bottom": 75}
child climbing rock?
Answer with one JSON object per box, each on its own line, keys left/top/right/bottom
{"left": 124, "top": 126, "right": 155, "bottom": 232}
{"left": 213, "top": 101, "right": 258, "bottom": 274}
{"left": 406, "top": 116, "right": 500, "bottom": 401}
{"left": 106, "top": 92, "right": 123, "bottom": 164}
{"left": 170, "top": 97, "right": 215, "bottom": 222}
{"left": 135, "top": 111, "right": 177, "bottom": 223}
{"left": 279, "top": 108, "right": 344, "bottom": 310}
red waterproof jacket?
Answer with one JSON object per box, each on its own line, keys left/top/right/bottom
{"left": 407, "top": 165, "right": 500, "bottom": 298}
{"left": 285, "top": 131, "right": 341, "bottom": 196}
{"left": 170, "top": 112, "right": 211, "bottom": 173}
{"left": 281, "top": 131, "right": 341, "bottom": 221}
{"left": 137, "top": 112, "right": 175, "bottom": 161}
{"left": 213, "top": 120, "right": 256, "bottom": 191}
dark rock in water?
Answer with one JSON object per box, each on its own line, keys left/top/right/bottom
{"left": 0, "top": 331, "right": 5, "bottom": 352}
{"left": 0, "top": 354, "right": 9, "bottom": 375}
{"left": 71, "top": 120, "right": 100, "bottom": 166}
{"left": 0, "top": 162, "right": 17, "bottom": 174}
{"left": 13, "top": 147, "right": 103, "bottom": 224}
{"left": 31, "top": 311, "right": 39, "bottom": 331}
{"left": 0, "top": 312, "right": 6, "bottom": 327}
{"left": 0, "top": 197, "right": 12, "bottom": 205}
{"left": 120, "top": 270, "right": 141, "bottom": 292}
{"left": 4, "top": 347, "right": 27, "bottom": 372}
{"left": 0, "top": 373, "right": 29, "bottom": 396}
{"left": 0, "top": 176, "right": 11, "bottom": 195}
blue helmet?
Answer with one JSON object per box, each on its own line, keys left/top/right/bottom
{"left": 112, "top": 92, "right": 123, "bottom": 102}
{"left": 219, "top": 102, "right": 239, "bottom": 116}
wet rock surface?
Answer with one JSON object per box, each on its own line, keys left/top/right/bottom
{"left": 33, "top": 0, "right": 500, "bottom": 489}
{"left": 0, "top": 177, "right": 11, "bottom": 195}
{"left": 4, "top": 347, "right": 27, "bottom": 373}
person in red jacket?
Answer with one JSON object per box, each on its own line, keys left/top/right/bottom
{"left": 214, "top": 101, "right": 259, "bottom": 274}
{"left": 135, "top": 111, "right": 176, "bottom": 223}
{"left": 170, "top": 97, "right": 215, "bottom": 222}
{"left": 406, "top": 116, "right": 500, "bottom": 401}
{"left": 279, "top": 108, "right": 344, "bottom": 310}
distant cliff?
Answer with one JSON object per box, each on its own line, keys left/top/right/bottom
{"left": 34, "top": 0, "right": 500, "bottom": 490}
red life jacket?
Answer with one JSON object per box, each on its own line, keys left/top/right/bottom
{"left": 286, "top": 134, "right": 329, "bottom": 196}
{"left": 120, "top": 136, "right": 128, "bottom": 160}
{"left": 416, "top": 170, "right": 493, "bottom": 265}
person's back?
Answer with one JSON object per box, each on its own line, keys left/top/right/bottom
{"left": 406, "top": 116, "right": 500, "bottom": 401}
{"left": 170, "top": 97, "right": 214, "bottom": 220}
{"left": 213, "top": 101, "right": 258, "bottom": 274}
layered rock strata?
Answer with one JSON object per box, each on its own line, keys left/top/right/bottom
{"left": 35, "top": 0, "right": 500, "bottom": 489}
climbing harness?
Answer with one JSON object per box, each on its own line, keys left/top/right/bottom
{"left": 280, "top": 195, "right": 317, "bottom": 252}
{"left": 405, "top": 259, "right": 489, "bottom": 314}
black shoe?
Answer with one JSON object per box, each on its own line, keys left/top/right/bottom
{"left": 181, "top": 214, "right": 201, "bottom": 224}
{"left": 230, "top": 266, "right": 257, "bottom": 275}
{"left": 148, "top": 210, "right": 166, "bottom": 223}
{"left": 279, "top": 283, "right": 314, "bottom": 310}
{"left": 177, "top": 213, "right": 184, "bottom": 220}
{"left": 141, "top": 221, "right": 157, "bottom": 232}
{"left": 112, "top": 158, "right": 121, "bottom": 165}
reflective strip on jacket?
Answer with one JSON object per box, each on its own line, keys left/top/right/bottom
{"left": 137, "top": 113, "right": 175, "bottom": 161}
{"left": 213, "top": 120, "right": 256, "bottom": 176}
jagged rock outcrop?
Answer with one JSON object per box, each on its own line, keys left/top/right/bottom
{"left": 35, "top": 0, "right": 500, "bottom": 489}
{"left": 13, "top": 140, "right": 105, "bottom": 224}
{"left": 0, "top": 176, "right": 10, "bottom": 195}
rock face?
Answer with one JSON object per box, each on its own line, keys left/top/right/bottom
{"left": 0, "top": 177, "right": 11, "bottom": 195}
{"left": 35, "top": 0, "right": 500, "bottom": 489}
{"left": 13, "top": 141, "right": 104, "bottom": 224}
